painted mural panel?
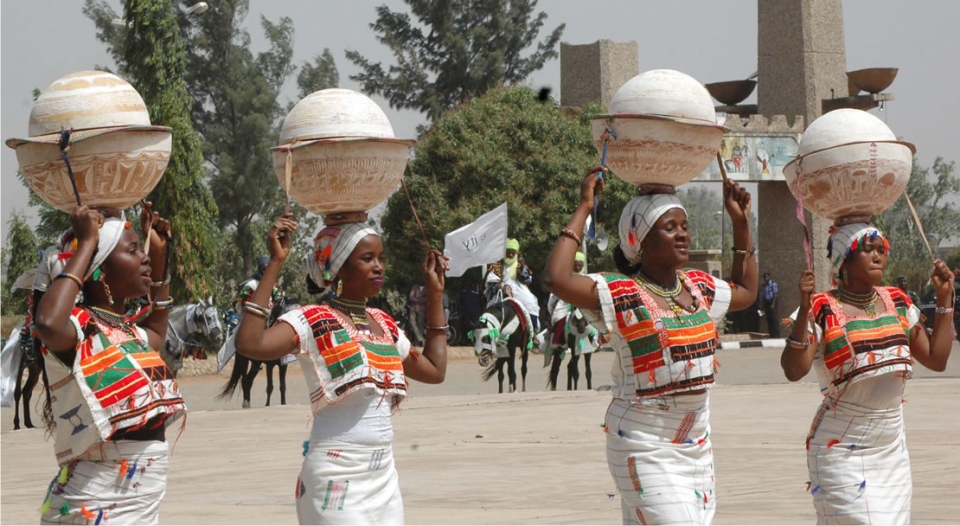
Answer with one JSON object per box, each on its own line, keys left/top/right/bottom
{"left": 695, "top": 133, "right": 801, "bottom": 182}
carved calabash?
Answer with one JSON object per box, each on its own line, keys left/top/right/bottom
{"left": 5, "top": 70, "right": 171, "bottom": 212}
{"left": 273, "top": 89, "right": 412, "bottom": 216}
{"left": 592, "top": 70, "right": 726, "bottom": 188}
{"left": 784, "top": 109, "right": 915, "bottom": 221}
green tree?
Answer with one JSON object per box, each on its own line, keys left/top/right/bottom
{"left": 121, "top": 0, "right": 222, "bottom": 300}
{"left": 295, "top": 49, "right": 340, "bottom": 99}
{"left": 379, "top": 87, "right": 631, "bottom": 300}
{"left": 182, "top": 0, "right": 297, "bottom": 292}
{"left": 878, "top": 157, "right": 960, "bottom": 293}
{"left": 1, "top": 212, "right": 39, "bottom": 316}
{"left": 346, "top": 0, "right": 564, "bottom": 122}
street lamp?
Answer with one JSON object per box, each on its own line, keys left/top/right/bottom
{"left": 111, "top": 2, "right": 208, "bottom": 27}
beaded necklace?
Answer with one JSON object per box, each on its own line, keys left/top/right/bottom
{"left": 835, "top": 286, "right": 879, "bottom": 316}
{"left": 88, "top": 305, "right": 139, "bottom": 338}
{"left": 329, "top": 296, "right": 371, "bottom": 335}
{"left": 634, "top": 270, "right": 698, "bottom": 319}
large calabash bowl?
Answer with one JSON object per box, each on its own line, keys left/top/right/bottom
{"left": 272, "top": 137, "right": 412, "bottom": 216}
{"left": 9, "top": 128, "right": 172, "bottom": 213}
{"left": 783, "top": 140, "right": 914, "bottom": 220}
{"left": 275, "top": 88, "right": 413, "bottom": 215}
{"left": 610, "top": 69, "right": 718, "bottom": 123}
{"left": 784, "top": 108, "right": 914, "bottom": 220}
{"left": 6, "top": 70, "right": 171, "bottom": 212}
{"left": 591, "top": 114, "right": 726, "bottom": 187}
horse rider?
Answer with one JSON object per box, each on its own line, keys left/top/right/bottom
{"left": 485, "top": 238, "right": 541, "bottom": 332}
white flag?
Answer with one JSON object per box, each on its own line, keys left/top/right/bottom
{"left": 443, "top": 203, "right": 508, "bottom": 277}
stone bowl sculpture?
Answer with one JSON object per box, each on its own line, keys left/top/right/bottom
{"left": 592, "top": 69, "right": 726, "bottom": 187}
{"left": 846, "top": 68, "right": 899, "bottom": 95}
{"left": 6, "top": 70, "right": 172, "bottom": 212}
{"left": 272, "top": 89, "right": 412, "bottom": 216}
{"left": 704, "top": 80, "right": 757, "bottom": 106}
{"left": 783, "top": 109, "right": 915, "bottom": 221}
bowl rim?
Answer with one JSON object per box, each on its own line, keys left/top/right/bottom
{"left": 7, "top": 125, "right": 172, "bottom": 149}
{"left": 273, "top": 135, "right": 415, "bottom": 152}
{"left": 591, "top": 113, "right": 729, "bottom": 133}
{"left": 783, "top": 139, "right": 916, "bottom": 178}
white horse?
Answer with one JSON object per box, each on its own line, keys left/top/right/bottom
{"left": 161, "top": 298, "right": 224, "bottom": 376}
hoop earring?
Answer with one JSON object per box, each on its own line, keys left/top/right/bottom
{"left": 100, "top": 270, "right": 115, "bottom": 306}
{"left": 336, "top": 279, "right": 343, "bottom": 297}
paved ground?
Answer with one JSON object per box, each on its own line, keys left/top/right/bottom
{"left": 3, "top": 344, "right": 959, "bottom": 524}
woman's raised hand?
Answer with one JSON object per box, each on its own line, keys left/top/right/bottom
{"left": 268, "top": 212, "right": 298, "bottom": 264}
{"left": 423, "top": 250, "right": 449, "bottom": 292}
{"left": 930, "top": 259, "right": 955, "bottom": 301}
{"left": 578, "top": 166, "right": 606, "bottom": 210}
{"left": 722, "top": 179, "right": 752, "bottom": 224}
{"left": 70, "top": 205, "right": 103, "bottom": 247}
{"left": 140, "top": 201, "right": 171, "bottom": 254}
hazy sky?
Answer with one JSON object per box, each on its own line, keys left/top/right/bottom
{"left": 3, "top": 1, "right": 959, "bottom": 243}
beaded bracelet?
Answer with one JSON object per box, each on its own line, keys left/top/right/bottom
{"left": 426, "top": 325, "right": 450, "bottom": 331}
{"left": 153, "top": 298, "right": 175, "bottom": 310}
{"left": 935, "top": 306, "right": 955, "bottom": 315}
{"left": 732, "top": 247, "right": 757, "bottom": 256}
{"left": 55, "top": 272, "right": 83, "bottom": 289}
{"left": 559, "top": 227, "right": 581, "bottom": 245}
{"left": 786, "top": 336, "right": 809, "bottom": 349}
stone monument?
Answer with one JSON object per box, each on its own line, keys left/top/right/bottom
{"left": 560, "top": 40, "right": 639, "bottom": 109}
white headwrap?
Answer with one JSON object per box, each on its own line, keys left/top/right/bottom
{"left": 827, "top": 222, "right": 888, "bottom": 286}
{"left": 307, "top": 222, "right": 380, "bottom": 289}
{"left": 618, "top": 194, "right": 686, "bottom": 264}
{"left": 33, "top": 216, "right": 129, "bottom": 292}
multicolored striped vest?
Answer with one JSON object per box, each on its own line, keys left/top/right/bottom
{"left": 287, "top": 305, "right": 407, "bottom": 414}
{"left": 43, "top": 308, "right": 186, "bottom": 466}
{"left": 811, "top": 287, "right": 913, "bottom": 396}
{"left": 604, "top": 270, "right": 721, "bottom": 398}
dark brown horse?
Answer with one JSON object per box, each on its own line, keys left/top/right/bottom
{"left": 6, "top": 322, "right": 43, "bottom": 430}
{"left": 218, "top": 297, "right": 298, "bottom": 407}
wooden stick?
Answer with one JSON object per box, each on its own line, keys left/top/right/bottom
{"left": 716, "top": 152, "right": 729, "bottom": 183}
{"left": 904, "top": 192, "right": 936, "bottom": 260}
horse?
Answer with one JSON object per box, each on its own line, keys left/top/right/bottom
{"left": 2, "top": 322, "right": 44, "bottom": 430}
{"left": 473, "top": 297, "right": 535, "bottom": 393}
{"left": 545, "top": 307, "right": 597, "bottom": 391}
{"left": 160, "top": 298, "right": 225, "bottom": 377}
{"left": 218, "top": 297, "right": 300, "bottom": 408}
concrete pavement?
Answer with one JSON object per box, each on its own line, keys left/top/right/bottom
{"left": 3, "top": 345, "right": 959, "bottom": 524}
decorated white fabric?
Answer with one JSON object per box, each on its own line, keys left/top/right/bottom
{"left": 605, "top": 394, "right": 715, "bottom": 525}
{"left": 806, "top": 375, "right": 912, "bottom": 525}
{"left": 826, "top": 222, "right": 887, "bottom": 285}
{"left": 618, "top": 194, "right": 686, "bottom": 264}
{"left": 307, "top": 223, "right": 380, "bottom": 289}
{"left": 40, "top": 440, "right": 169, "bottom": 525}
{"left": 33, "top": 216, "right": 128, "bottom": 292}
{"left": 296, "top": 439, "right": 404, "bottom": 525}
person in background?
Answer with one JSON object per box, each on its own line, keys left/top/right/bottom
{"left": 485, "top": 238, "right": 541, "bottom": 332}
{"left": 407, "top": 283, "right": 428, "bottom": 346}
{"left": 895, "top": 275, "right": 921, "bottom": 306}
{"left": 761, "top": 272, "right": 781, "bottom": 338}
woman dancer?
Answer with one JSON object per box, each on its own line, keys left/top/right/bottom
{"left": 543, "top": 167, "right": 758, "bottom": 524}
{"left": 33, "top": 203, "right": 184, "bottom": 524}
{"left": 235, "top": 212, "right": 448, "bottom": 524}
{"left": 782, "top": 223, "right": 955, "bottom": 524}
